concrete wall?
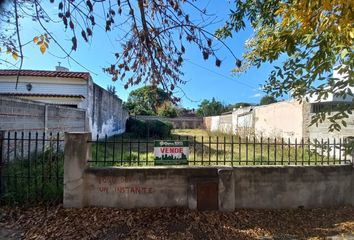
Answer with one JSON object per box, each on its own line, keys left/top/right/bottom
{"left": 134, "top": 115, "right": 204, "bottom": 129}
{"left": 254, "top": 101, "right": 303, "bottom": 141}
{"left": 219, "top": 114, "right": 233, "bottom": 133}
{"left": 0, "top": 96, "right": 86, "bottom": 132}
{"left": 64, "top": 133, "right": 354, "bottom": 210}
{"left": 234, "top": 165, "right": 354, "bottom": 208}
{"left": 91, "top": 84, "right": 129, "bottom": 138}
{"left": 64, "top": 133, "right": 234, "bottom": 211}
{"left": 304, "top": 108, "right": 354, "bottom": 141}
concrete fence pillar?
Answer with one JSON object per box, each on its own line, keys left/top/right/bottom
{"left": 63, "top": 132, "right": 91, "bottom": 208}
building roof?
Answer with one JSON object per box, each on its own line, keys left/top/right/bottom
{"left": 0, "top": 93, "right": 85, "bottom": 99}
{"left": 0, "top": 69, "right": 91, "bottom": 80}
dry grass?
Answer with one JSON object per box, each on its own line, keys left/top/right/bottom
{"left": 90, "top": 129, "right": 343, "bottom": 167}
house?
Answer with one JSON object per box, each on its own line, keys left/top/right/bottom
{"left": 0, "top": 67, "right": 129, "bottom": 137}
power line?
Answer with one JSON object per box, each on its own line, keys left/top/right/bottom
{"left": 185, "top": 59, "right": 257, "bottom": 89}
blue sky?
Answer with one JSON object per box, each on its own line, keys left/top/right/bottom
{"left": 1, "top": 0, "right": 286, "bottom": 109}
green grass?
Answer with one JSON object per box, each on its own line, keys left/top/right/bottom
{"left": 90, "top": 129, "right": 346, "bottom": 167}
{"left": 1, "top": 148, "right": 64, "bottom": 205}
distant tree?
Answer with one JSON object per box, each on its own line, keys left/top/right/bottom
{"left": 176, "top": 107, "right": 196, "bottom": 117}
{"left": 107, "top": 85, "right": 116, "bottom": 95}
{"left": 225, "top": 102, "right": 254, "bottom": 111}
{"left": 196, "top": 98, "right": 226, "bottom": 117}
{"left": 260, "top": 95, "right": 277, "bottom": 105}
{"left": 125, "top": 85, "right": 169, "bottom": 115}
{"left": 157, "top": 102, "right": 178, "bottom": 118}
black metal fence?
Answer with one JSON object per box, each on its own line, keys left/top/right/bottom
{"left": 89, "top": 135, "right": 353, "bottom": 167}
{"left": 1, "top": 131, "right": 352, "bottom": 204}
{"left": 0, "top": 131, "right": 64, "bottom": 204}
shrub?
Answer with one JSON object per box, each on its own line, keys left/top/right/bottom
{"left": 126, "top": 118, "right": 172, "bottom": 138}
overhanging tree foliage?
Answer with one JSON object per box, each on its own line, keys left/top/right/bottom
{"left": 0, "top": 0, "right": 238, "bottom": 101}
{"left": 217, "top": 0, "right": 353, "bottom": 131}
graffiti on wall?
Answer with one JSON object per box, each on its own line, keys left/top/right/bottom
{"left": 97, "top": 176, "right": 154, "bottom": 194}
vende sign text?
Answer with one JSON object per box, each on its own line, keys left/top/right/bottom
{"left": 154, "top": 140, "right": 189, "bottom": 165}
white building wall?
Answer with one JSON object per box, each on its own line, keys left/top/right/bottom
{"left": 0, "top": 75, "right": 88, "bottom": 108}
{"left": 210, "top": 116, "right": 220, "bottom": 132}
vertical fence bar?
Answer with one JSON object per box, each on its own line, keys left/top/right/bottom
{"left": 208, "top": 136, "right": 211, "bottom": 165}
{"left": 21, "top": 131, "right": 24, "bottom": 175}
{"left": 327, "top": 138, "right": 330, "bottom": 164}
{"left": 223, "top": 136, "right": 226, "bottom": 165}
{"left": 14, "top": 132, "right": 18, "bottom": 201}
{"left": 137, "top": 138, "right": 140, "bottom": 166}
{"left": 14, "top": 132, "right": 17, "bottom": 160}
{"left": 193, "top": 136, "right": 196, "bottom": 165}
{"left": 288, "top": 138, "right": 290, "bottom": 165}
{"left": 56, "top": 133, "right": 60, "bottom": 194}
{"left": 0, "top": 131, "right": 4, "bottom": 199}
{"left": 231, "top": 136, "right": 234, "bottom": 166}
{"left": 95, "top": 134, "right": 99, "bottom": 165}
{"left": 267, "top": 138, "right": 270, "bottom": 165}
{"left": 41, "top": 132, "right": 45, "bottom": 199}
{"left": 274, "top": 138, "right": 277, "bottom": 165}
{"left": 112, "top": 135, "right": 116, "bottom": 164}
{"left": 314, "top": 139, "right": 318, "bottom": 165}
{"left": 27, "top": 132, "right": 31, "bottom": 201}
{"left": 295, "top": 138, "right": 298, "bottom": 165}
{"left": 321, "top": 139, "right": 324, "bottom": 164}
{"left": 281, "top": 138, "right": 284, "bottom": 165}
{"left": 49, "top": 132, "right": 53, "bottom": 181}
{"left": 301, "top": 138, "right": 304, "bottom": 165}
{"left": 339, "top": 138, "right": 342, "bottom": 164}
{"left": 216, "top": 136, "right": 219, "bottom": 164}
{"left": 343, "top": 138, "right": 347, "bottom": 164}
{"left": 121, "top": 134, "right": 124, "bottom": 165}
{"left": 34, "top": 132, "right": 38, "bottom": 200}
{"left": 245, "top": 137, "right": 248, "bottom": 165}
{"left": 238, "top": 137, "right": 241, "bottom": 165}
{"left": 260, "top": 137, "right": 263, "bottom": 165}
{"left": 20, "top": 132, "right": 24, "bottom": 201}
{"left": 253, "top": 136, "right": 256, "bottom": 165}
{"left": 145, "top": 136, "right": 148, "bottom": 165}
{"left": 201, "top": 136, "right": 204, "bottom": 164}
{"left": 104, "top": 135, "right": 107, "bottom": 166}
{"left": 7, "top": 132, "right": 10, "bottom": 188}
{"left": 307, "top": 138, "right": 311, "bottom": 165}
{"left": 129, "top": 137, "right": 132, "bottom": 165}
{"left": 333, "top": 138, "right": 336, "bottom": 164}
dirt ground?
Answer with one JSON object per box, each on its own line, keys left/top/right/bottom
{"left": 0, "top": 205, "right": 354, "bottom": 240}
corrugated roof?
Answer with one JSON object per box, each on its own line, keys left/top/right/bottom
{"left": 0, "top": 69, "right": 91, "bottom": 80}
{"left": 0, "top": 93, "right": 85, "bottom": 98}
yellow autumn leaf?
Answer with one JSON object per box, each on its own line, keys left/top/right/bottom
{"left": 6, "top": 47, "right": 11, "bottom": 54}
{"left": 322, "top": 0, "right": 332, "bottom": 11}
{"left": 33, "top": 36, "right": 39, "bottom": 43}
{"left": 12, "top": 52, "right": 18, "bottom": 61}
{"left": 40, "top": 44, "right": 46, "bottom": 54}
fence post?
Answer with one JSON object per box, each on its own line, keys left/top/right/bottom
{"left": 63, "top": 132, "right": 91, "bottom": 208}
{"left": 0, "top": 131, "right": 4, "bottom": 199}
